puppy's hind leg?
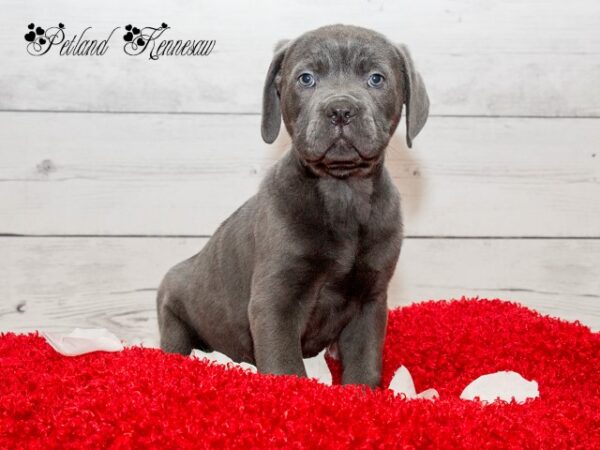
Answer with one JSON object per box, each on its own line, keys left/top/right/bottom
{"left": 157, "top": 292, "right": 198, "bottom": 356}
{"left": 158, "top": 305, "right": 194, "bottom": 355}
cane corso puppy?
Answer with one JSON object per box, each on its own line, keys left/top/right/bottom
{"left": 157, "top": 24, "right": 429, "bottom": 388}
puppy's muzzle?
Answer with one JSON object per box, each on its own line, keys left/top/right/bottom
{"left": 307, "top": 95, "right": 378, "bottom": 178}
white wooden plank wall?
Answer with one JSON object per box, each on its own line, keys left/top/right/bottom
{"left": 0, "top": 0, "right": 598, "bottom": 344}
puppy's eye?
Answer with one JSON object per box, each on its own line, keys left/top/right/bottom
{"left": 298, "top": 73, "right": 315, "bottom": 87}
{"left": 368, "top": 73, "right": 385, "bottom": 88}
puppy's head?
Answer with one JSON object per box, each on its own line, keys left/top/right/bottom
{"left": 261, "top": 24, "right": 429, "bottom": 179}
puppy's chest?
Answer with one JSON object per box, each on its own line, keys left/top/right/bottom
{"left": 299, "top": 178, "right": 383, "bottom": 354}
{"left": 318, "top": 177, "right": 373, "bottom": 227}
{"left": 314, "top": 180, "right": 378, "bottom": 278}
{"left": 314, "top": 232, "right": 371, "bottom": 304}
{"left": 300, "top": 243, "right": 370, "bottom": 357}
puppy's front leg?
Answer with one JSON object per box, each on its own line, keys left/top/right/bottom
{"left": 337, "top": 294, "right": 388, "bottom": 388}
{"left": 248, "top": 274, "right": 308, "bottom": 377}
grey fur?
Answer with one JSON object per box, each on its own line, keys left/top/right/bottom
{"left": 157, "top": 24, "right": 429, "bottom": 388}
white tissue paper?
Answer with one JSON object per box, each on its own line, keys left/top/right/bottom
{"left": 43, "top": 328, "right": 124, "bottom": 356}
{"left": 460, "top": 370, "right": 539, "bottom": 403}
{"left": 388, "top": 365, "right": 439, "bottom": 400}
{"left": 387, "top": 366, "right": 539, "bottom": 404}
{"left": 191, "top": 348, "right": 257, "bottom": 373}
{"left": 191, "top": 349, "right": 333, "bottom": 383}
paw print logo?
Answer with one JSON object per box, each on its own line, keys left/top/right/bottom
{"left": 123, "top": 24, "right": 146, "bottom": 46}
{"left": 122, "top": 23, "right": 168, "bottom": 56}
{"left": 123, "top": 23, "right": 168, "bottom": 46}
{"left": 24, "top": 23, "right": 46, "bottom": 44}
{"left": 24, "top": 22, "right": 64, "bottom": 46}
{"left": 24, "top": 22, "right": 65, "bottom": 56}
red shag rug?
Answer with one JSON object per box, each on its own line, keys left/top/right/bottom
{"left": 0, "top": 298, "right": 598, "bottom": 449}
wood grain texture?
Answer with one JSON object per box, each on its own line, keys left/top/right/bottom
{"left": 1, "top": 112, "right": 598, "bottom": 237}
{"left": 1, "top": 0, "right": 599, "bottom": 116}
{"left": 1, "top": 237, "right": 598, "bottom": 345}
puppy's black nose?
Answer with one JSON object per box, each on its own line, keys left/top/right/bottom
{"left": 326, "top": 99, "right": 357, "bottom": 126}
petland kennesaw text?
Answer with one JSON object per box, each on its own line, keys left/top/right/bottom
{"left": 24, "top": 23, "right": 216, "bottom": 60}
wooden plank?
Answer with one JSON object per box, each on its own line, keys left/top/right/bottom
{"left": 1, "top": 0, "right": 599, "bottom": 116}
{"left": 1, "top": 237, "right": 598, "bottom": 346}
{"left": 0, "top": 112, "right": 598, "bottom": 237}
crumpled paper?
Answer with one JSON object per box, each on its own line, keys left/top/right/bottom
{"left": 43, "top": 328, "right": 124, "bottom": 356}
{"left": 388, "top": 366, "right": 439, "bottom": 400}
{"left": 388, "top": 366, "right": 539, "bottom": 404}
{"left": 460, "top": 370, "right": 539, "bottom": 403}
{"left": 191, "top": 348, "right": 257, "bottom": 373}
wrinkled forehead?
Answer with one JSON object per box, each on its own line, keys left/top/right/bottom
{"left": 284, "top": 28, "right": 398, "bottom": 76}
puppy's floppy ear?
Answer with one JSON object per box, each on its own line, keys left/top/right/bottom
{"left": 261, "top": 39, "right": 290, "bottom": 144}
{"left": 396, "top": 44, "right": 429, "bottom": 148}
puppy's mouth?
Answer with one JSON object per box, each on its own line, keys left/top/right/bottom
{"left": 307, "top": 139, "right": 379, "bottom": 178}
{"left": 321, "top": 160, "right": 370, "bottom": 178}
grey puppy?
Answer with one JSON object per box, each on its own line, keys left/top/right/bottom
{"left": 157, "top": 24, "right": 428, "bottom": 388}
